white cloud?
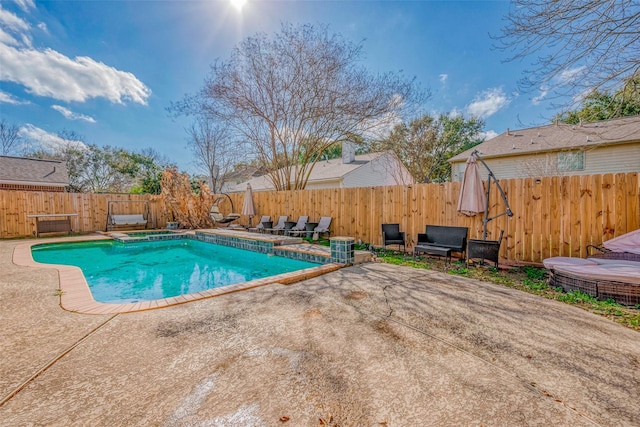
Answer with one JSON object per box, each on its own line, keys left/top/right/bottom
{"left": 37, "top": 22, "right": 47, "bottom": 33}
{"left": 480, "top": 130, "right": 498, "bottom": 141}
{"left": 360, "top": 110, "right": 402, "bottom": 140}
{"left": 532, "top": 87, "right": 548, "bottom": 105}
{"left": 0, "top": 6, "right": 32, "bottom": 47}
{"left": 51, "top": 105, "right": 96, "bottom": 123}
{"left": 465, "top": 87, "right": 510, "bottom": 119}
{"left": 557, "top": 66, "right": 586, "bottom": 85}
{"left": 532, "top": 66, "right": 586, "bottom": 105}
{"left": 0, "top": 45, "right": 151, "bottom": 104}
{"left": 448, "top": 108, "right": 461, "bottom": 118}
{"left": 14, "top": 0, "right": 35, "bottom": 12}
{"left": 0, "top": 89, "right": 29, "bottom": 104}
{"left": 18, "top": 124, "right": 87, "bottom": 151}
{"left": 0, "top": 27, "right": 20, "bottom": 46}
{"left": 0, "top": 4, "right": 151, "bottom": 105}
{"left": 439, "top": 74, "right": 448, "bottom": 84}
{"left": 0, "top": 7, "right": 30, "bottom": 33}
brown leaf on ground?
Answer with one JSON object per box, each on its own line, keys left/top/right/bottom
{"left": 279, "top": 416, "right": 290, "bottom": 422}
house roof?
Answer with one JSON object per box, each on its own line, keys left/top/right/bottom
{"left": 224, "top": 164, "right": 268, "bottom": 182}
{"left": 449, "top": 115, "right": 640, "bottom": 163}
{"left": 0, "top": 156, "right": 70, "bottom": 187}
{"left": 227, "top": 152, "right": 387, "bottom": 192}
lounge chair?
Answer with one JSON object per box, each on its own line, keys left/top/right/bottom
{"left": 381, "top": 223, "right": 405, "bottom": 252}
{"left": 248, "top": 215, "right": 271, "bottom": 233}
{"left": 543, "top": 256, "right": 640, "bottom": 306}
{"left": 285, "top": 216, "right": 309, "bottom": 236}
{"left": 586, "top": 228, "right": 640, "bottom": 261}
{"left": 265, "top": 215, "right": 288, "bottom": 234}
{"left": 209, "top": 205, "right": 241, "bottom": 226}
{"left": 313, "top": 216, "right": 332, "bottom": 238}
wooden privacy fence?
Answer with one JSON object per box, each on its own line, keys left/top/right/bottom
{"left": 225, "top": 172, "right": 639, "bottom": 263}
{"left": 1, "top": 172, "right": 638, "bottom": 263}
{"left": 0, "top": 191, "right": 169, "bottom": 238}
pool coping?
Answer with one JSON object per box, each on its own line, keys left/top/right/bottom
{"left": 12, "top": 234, "right": 344, "bottom": 315}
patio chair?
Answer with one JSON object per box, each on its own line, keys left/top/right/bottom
{"left": 209, "top": 205, "right": 241, "bottom": 226}
{"left": 285, "top": 216, "right": 309, "bottom": 236}
{"left": 248, "top": 215, "right": 271, "bottom": 233}
{"left": 381, "top": 223, "right": 405, "bottom": 252}
{"left": 313, "top": 216, "right": 332, "bottom": 238}
{"left": 265, "top": 215, "right": 288, "bottom": 234}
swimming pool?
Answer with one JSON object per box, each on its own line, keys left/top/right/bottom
{"left": 31, "top": 239, "right": 319, "bottom": 304}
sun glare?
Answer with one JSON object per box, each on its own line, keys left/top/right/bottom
{"left": 230, "top": 0, "right": 247, "bottom": 12}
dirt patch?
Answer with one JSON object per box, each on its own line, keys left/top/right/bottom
{"left": 344, "top": 290, "right": 368, "bottom": 300}
{"left": 155, "top": 312, "right": 238, "bottom": 338}
{"left": 303, "top": 308, "right": 322, "bottom": 318}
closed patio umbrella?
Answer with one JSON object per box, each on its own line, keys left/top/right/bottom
{"left": 241, "top": 183, "right": 256, "bottom": 227}
{"left": 457, "top": 154, "right": 486, "bottom": 217}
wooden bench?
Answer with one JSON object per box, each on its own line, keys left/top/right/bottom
{"left": 414, "top": 225, "right": 469, "bottom": 261}
{"left": 27, "top": 214, "right": 77, "bottom": 237}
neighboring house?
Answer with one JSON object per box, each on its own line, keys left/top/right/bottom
{"left": 219, "top": 165, "right": 268, "bottom": 193}
{"left": 0, "top": 155, "right": 70, "bottom": 192}
{"left": 227, "top": 143, "right": 415, "bottom": 192}
{"left": 449, "top": 115, "right": 640, "bottom": 182}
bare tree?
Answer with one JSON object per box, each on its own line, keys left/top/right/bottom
{"left": 0, "top": 119, "right": 23, "bottom": 155}
{"left": 371, "top": 114, "right": 484, "bottom": 183}
{"left": 495, "top": 0, "right": 640, "bottom": 102}
{"left": 172, "top": 23, "right": 424, "bottom": 190}
{"left": 186, "top": 116, "right": 239, "bottom": 193}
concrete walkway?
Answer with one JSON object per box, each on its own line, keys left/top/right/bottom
{"left": 1, "top": 238, "right": 639, "bottom": 426}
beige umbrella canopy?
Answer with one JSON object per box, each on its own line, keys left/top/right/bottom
{"left": 241, "top": 183, "right": 256, "bottom": 227}
{"left": 457, "top": 154, "right": 486, "bottom": 217}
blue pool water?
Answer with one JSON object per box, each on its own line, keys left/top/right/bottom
{"left": 32, "top": 239, "right": 318, "bottom": 303}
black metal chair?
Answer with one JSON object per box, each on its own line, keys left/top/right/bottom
{"left": 382, "top": 223, "right": 406, "bottom": 252}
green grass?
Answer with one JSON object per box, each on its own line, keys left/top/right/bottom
{"left": 301, "top": 237, "right": 330, "bottom": 246}
{"left": 371, "top": 248, "right": 640, "bottom": 332}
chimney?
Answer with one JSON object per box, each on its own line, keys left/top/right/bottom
{"left": 342, "top": 141, "right": 356, "bottom": 164}
{"left": 507, "top": 128, "right": 510, "bottom": 136}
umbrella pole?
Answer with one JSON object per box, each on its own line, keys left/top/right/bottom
{"left": 472, "top": 150, "right": 514, "bottom": 240}
{"left": 483, "top": 178, "right": 491, "bottom": 240}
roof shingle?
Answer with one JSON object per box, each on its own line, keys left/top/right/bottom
{"left": 450, "top": 115, "right": 640, "bottom": 163}
{"left": 0, "top": 156, "right": 70, "bottom": 186}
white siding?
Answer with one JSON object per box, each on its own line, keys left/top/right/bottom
{"left": 451, "top": 142, "right": 640, "bottom": 181}
{"left": 305, "top": 179, "right": 343, "bottom": 190}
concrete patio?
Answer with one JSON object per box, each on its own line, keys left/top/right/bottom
{"left": 1, "top": 238, "right": 639, "bottom": 426}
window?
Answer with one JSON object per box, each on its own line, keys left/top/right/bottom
{"left": 557, "top": 151, "right": 584, "bottom": 172}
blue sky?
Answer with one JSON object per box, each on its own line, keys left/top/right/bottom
{"left": 0, "top": 0, "right": 564, "bottom": 173}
